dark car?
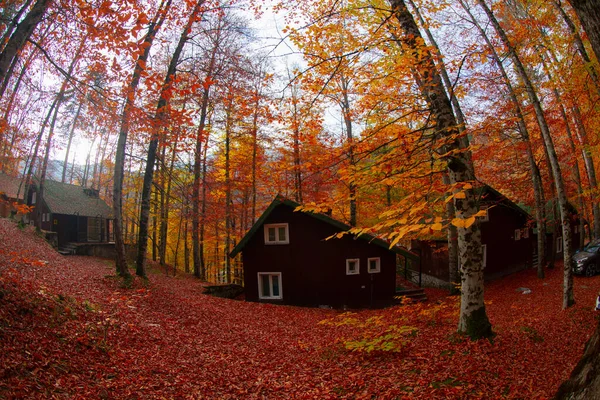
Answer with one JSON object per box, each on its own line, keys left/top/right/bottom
{"left": 573, "top": 240, "right": 600, "bottom": 277}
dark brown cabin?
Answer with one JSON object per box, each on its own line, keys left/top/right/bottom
{"left": 229, "top": 196, "right": 418, "bottom": 309}
{"left": 412, "top": 186, "right": 536, "bottom": 285}
{"left": 28, "top": 179, "right": 113, "bottom": 250}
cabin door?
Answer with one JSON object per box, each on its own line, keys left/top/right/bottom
{"left": 87, "top": 217, "right": 102, "bottom": 242}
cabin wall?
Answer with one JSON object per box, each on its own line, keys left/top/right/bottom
{"left": 414, "top": 203, "right": 534, "bottom": 283}
{"left": 242, "top": 205, "right": 396, "bottom": 308}
{"left": 480, "top": 204, "right": 534, "bottom": 280}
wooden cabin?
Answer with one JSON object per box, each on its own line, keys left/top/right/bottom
{"left": 412, "top": 185, "right": 536, "bottom": 285}
{"left": 229, "top": 196, "right": 419, "bottom": 309}
{"left": 28, "top": 179, "right": 113, "bottom": 250}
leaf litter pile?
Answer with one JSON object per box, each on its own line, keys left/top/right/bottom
{"left": 0, "top": 219, "right": 598, "bottom": 399}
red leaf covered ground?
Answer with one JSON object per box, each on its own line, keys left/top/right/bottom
{"left": 0, "top": 219, "right": 598, "bottom": 399}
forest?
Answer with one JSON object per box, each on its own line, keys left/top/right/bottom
{"left": 1, "top": 0, "right": 600, "bottom": 397}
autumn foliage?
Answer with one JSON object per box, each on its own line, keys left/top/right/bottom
{"left": 1, "top": 219, "right": 598, "bottom": 398}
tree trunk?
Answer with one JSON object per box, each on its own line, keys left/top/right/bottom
{"left": 192, "top": 80, "right": 213, "bottom": 279}
{"left": 572, "top": 105, "right": 600, "bottom": 239}
{"left": 555, "top": 3, "right": 600, "bottom": 397}
{"left": 113, "top": 0, "right": 172, "bottom": 278}
{"left": 459, "top": 0, "right": 547, "bottom": 277}
{"left": 0, "top": 0, "right": 51, "bottom": 89}
{"left": 390, "top": 0, "right": 492, "bottom": 339}
{"left": 478, "top": 0, "right": 575, "bottom": 308}
{"left": 569, "top": 0, "right": 600, "bottom": 63}
{"left": 340, "top": 75, "right": 356, "bottom": 227}
{"left": 62, "top": 102, "right": 82, "bottom": 182}
{"left": 136, "top": 0, "right": 204, "bottom": 277}
{"left": 224, "top": 96, "right": 233, "bottom": 284}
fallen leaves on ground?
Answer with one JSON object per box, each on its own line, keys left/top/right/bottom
{"left": 0, "top": 219, "right": 597, "bottom": 399}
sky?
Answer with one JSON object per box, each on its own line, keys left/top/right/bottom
{"left": 53, "top": 1, "right": 300, "bottom": 170}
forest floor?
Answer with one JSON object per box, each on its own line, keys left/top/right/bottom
{"left": 0, "top": 218, "right": 598, "bottom": 399}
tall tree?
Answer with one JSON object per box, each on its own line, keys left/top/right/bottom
{"left": 477, "top": 0, "right": 575, "bottom": 308}
{"left": 112, "top": 0, "right": 173, "bottom": 278}
{"left": 389, "top": 0, "right": 492, "bottom": 339}
{"left": 555, "top": 2, "right": 600, "bottom": 397}
{"left": 136, "top": 0, "right": 206, "bottom": 277}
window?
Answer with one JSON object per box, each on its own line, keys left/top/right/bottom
{"left": 367, "top": 257, "right": 381, "bottom": 273}
{"left": 514, "top": 229, "right": 521, "bottom": 241}
{"left": 257, "top": 272, "right": 282, "bottom": 299}
{"left": 574, "top": 225, "right": 579, "bottom": 234}
{"left": 557, "top": 237, "right": 563, "bottom": 253}
{"left": 523, "top": 228, "right": 529, "bottom": 239}
{"left": 31, "top": 192, "right": 36, "bottom": 204}
{"left": 41, "top": 213, "right": 45, "bottom": 222}
{"left": 346, "top": 258, "right": 359, "bottom": 275}
{"left": 264, "top": 223, "right": 289, "bottom": 245}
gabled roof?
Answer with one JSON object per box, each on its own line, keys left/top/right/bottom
{"left": 229, "top": 196, "right": 419, "bottom": 261}
{"left": 478, "top": 185, "right": 533, "bottom": 219}
{"left": 37, "top": 179, "right": 112, "bottom": 218}
{"left": 0, "top": 172, "right": 23, "bottom": 200}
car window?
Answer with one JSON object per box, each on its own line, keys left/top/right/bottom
{"left": 585, "top": 245, "right": 600, "bottom": 253}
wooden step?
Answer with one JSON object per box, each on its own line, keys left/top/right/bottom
{"left": 395, "top": 288, "right": 427, "bottom": 303}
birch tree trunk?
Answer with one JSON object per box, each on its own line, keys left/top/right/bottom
{"left": 459, "top": 0, "right": 547, "bottom": 277}
{"left": 478, "top": 0, "right": 575, "bottom": 308}
{"left": 556, "top": 3, "right": 600, "bottom": 396}
{"left": 390, "top": 0, "right": 492, "bottom": 339}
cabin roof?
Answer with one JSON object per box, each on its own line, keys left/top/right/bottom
{"left": 0, "top": 172, "right": 22, "bottom": 200}
{"left": 229, "top": 195, "right": 419, "bottom": 261}
{"left": 37, "top": 179, "right": 112, "bottom": 218}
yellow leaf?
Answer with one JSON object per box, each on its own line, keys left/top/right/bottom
{"left": 464, "top": 216, "right": 476, "bottom": 228}
{"left": 474, "top": 209, "right": 488, "bottom": 218}
{"left": 454, "top": 191, "right": 466, "bottom": 199}
{"left": 463, "top": 183, "right": 473, "bottom": 190}
{"left": 451, "top": 218, "right": 465, "bottom": 228}
{"left": 445, "top": 194, "right": 454, "bottom": 203}
{"left": 431, "top": 222, "right": 443, "bottom": 231}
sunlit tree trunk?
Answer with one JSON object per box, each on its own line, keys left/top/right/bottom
{"left": 390, "top": 0, "right": 492, "bottom": 339}
{"left": 478, "top": 0, "right": 575, "bottom": 308}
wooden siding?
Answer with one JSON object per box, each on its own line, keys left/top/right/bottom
{"left": 241, "top": 204, "right": 397, "bottom": 308}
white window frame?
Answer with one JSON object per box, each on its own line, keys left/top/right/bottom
{"left": 346, "top": 258, "right": 360, "bottom": 275}
{"left": 367, "top": 257, "right": 381, "bottom": 273}
{"left": 264, "top": 223, "right": 289, "bottom": 245}
{"left": 574, "top": 225, "right": 579, "bottom": 234}
{"left": 31, "top": 192, "right": 36, "bottom": 204}
{"left": 514, "top": 229, "right": 521, "bottom": 241}
{"left": 257, "top": 272, "right": 283, "bottom": 300}
{"left": 557, "top": 237, "right": 563, "bottom": 253}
